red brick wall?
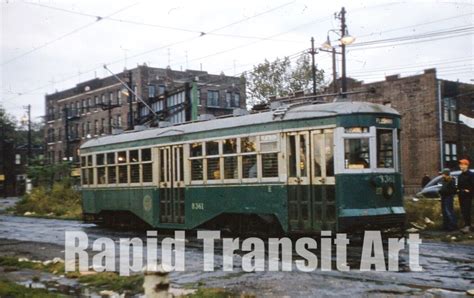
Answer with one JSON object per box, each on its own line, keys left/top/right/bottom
{"left": 349, "top": 71, "right": 442, "bottom": 194}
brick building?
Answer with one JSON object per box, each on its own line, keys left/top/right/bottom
{"left": 44, "top": 64, "right": 245, "bottom": 164}
{"left": 339, "top": 69, "right": 474, "bottom": 194}
{"left": 270, "top": 68, "right": 474, "bottom": 194}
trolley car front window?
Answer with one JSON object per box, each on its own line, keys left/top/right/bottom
{"left": 376, "top": 129, "right": 394, "bottom": 168}
{"left": 344, "top": 138, "right": 370, "bottom": 169}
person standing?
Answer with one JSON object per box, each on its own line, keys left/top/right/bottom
{"left": 458, "top": 159, "right": 474, "bottom": 233}
{"left": 421, "top": 173, "right": 431, "bottom": 188}
{"left": 439, "top": 169, "right": 458, "bottom": 231}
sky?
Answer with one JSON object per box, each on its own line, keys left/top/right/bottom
{"left": 1, "top": 0, "right": 473, "bottom": 122}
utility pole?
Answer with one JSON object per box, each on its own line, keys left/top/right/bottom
{"left": 332, "top": 48, "right": 338, "bottom": 93}
{"left": 23, "top": 105, "right": 31, "bottom": 165}
{"left": 340, "top": 7, "right": 348, "bottom": 98}
{"left": 191, "top": 78, "right": 199, "bottom": 121}
{"left": 310, "top": 37, "right": 317, "bottom": 95}
{"left": 127, "top": 71, "right": 134, "bottom": 130}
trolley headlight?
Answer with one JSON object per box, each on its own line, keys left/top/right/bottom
{"left": 383, "top": 183, "right": 395, "bottom": 199}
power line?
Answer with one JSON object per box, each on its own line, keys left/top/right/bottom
{"left": 2, "top": 2, "right": 299, "bottom": 101}
{"left": 349, "top": 25, "right": 474, "bottom": 48}
{"left": 356, "top": 13, "right": 473, "bottom": 39}
{"left": 23, "top": 1, "right": 303, "bottom": 44}
{"left": 169, "top": 15, "right": 333, "bottom": 69}
{"left": 349, "top": 31, "right": 473, "bottom": 51}
{"left": 6, "top": 3, "right": 473, "bottom": 102}
{"left": 1, "top": 2, "right": 139, "bottom": 66}
{"left": 348, "top": 58, "right": 473, "bottom": 75}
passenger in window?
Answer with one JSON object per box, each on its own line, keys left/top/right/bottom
{"left": 350, "top": 152, "right": 369, "bottom": 168}
{"left": 99, "top": 173, "right": 106, "bottom": 184}
{"left": 213, "top": 168, "right": 221, "bottom": 180}
{"left": 299, "top": 147, "right": 307, "bottom": 175}
{"left": 243, "top": 157, "right": 257, "bottom": 178}
{"left": 248, "top": 163, "right": 257, "bottom": 178}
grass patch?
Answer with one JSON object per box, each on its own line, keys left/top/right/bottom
{"left": 404, "top": 197, "right": 465, "bottom": 230}
{"left": 0, "top": 256, "right": 65, "bottom": 275}
{"left": 0, "top": 279, "right": 63, "bottom": 298}
{"left": 0, "top": 256, "right": 144, "bottom": 295}
{"left": 13, "top": 182, "right": 82, "bottom": 220}
{"left": 76, "top": 272, "right": 143, "bottom": 295}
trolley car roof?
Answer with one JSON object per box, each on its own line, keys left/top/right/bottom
{"left": 81, "top": 101, "right": 399, "bottom": 150}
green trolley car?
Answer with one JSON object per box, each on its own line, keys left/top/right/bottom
{"left": 79, "top": 101, "right": 405, "bottom": 234}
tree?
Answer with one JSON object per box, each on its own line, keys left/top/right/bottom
{"left": 0, "top": 106, "right": 17, "bottom": 141}
{"left": 0, "top": 106, "right": 44, "bottom": 148}
{"left": 27, "top": 159, "right": 72, "bottom": 188}
{"left": 244, "top": 52, "right": 325, "bottom": 106}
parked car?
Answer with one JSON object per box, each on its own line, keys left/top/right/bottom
{"left": 414, "top": 171, "right": 460, "bottom": 199}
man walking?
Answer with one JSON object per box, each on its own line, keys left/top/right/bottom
{"left": 458, "top": 159, "right": 474, "bottom": 233}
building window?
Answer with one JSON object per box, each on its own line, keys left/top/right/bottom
{"left": 47, "top": 128, "right": 55, "bottom": 143}
{"left": 101, "top": 118, "right": 106, "bottom": 134}
{"left": 207, "top": 90, "right": 219, "bottom": 107}
{"left": 115, "top": 115, "right": 122, "bottom": 128}
{"left": 225, "top": 92, "right": 232, "bottom": 108}
{"left": 117, "top": 90, "right": 121, "bottom": 105}
{"left": 148, "top": 85, "right": 156, "bottom": 98}
{"left": 233, "top": 93, "right": 240, "bottom": 107}
{"left": 443, "top": 97, "right": 457, "bottom": 122}
{"left": 133, "top": 85, "right": 138, "bottom": 101}
{"left": 101, "top": 94, "right": 106, "bottom": 104}
{"left": 74, "top": 123, "right": 79, "bottom": 139}
{"left": 82, "top": 99, "right": 86, "bottom": 114}
{"left": 87, "top": 98, "right": 92, "bottom": 112}
{"left": 444, "top": 142, "right": 457, "bottom": 168}
{"left": 94, "top": 120, "right": 99, "bottom": 135}
{"left": 94, "top": 96, "right": 99, "bottom": 110}
{"left": 158, "top": 85, "right": 166, "bottom": 95}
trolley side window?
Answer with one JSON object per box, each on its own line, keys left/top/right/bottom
{"left": 188, "top": 134, "right": 281, "bottom": 184}
{"left": 241, "top": 137, "right": 257, "bottom": 179}
{"left": 141, "top": 148, "right": 153, "bottom": 183}
{"left": 260, "top": 134, "right": 279, "bottom": 178}
{"left": 190, "top": 142, "right": 204, "bottom": 181}
{"left": 223, "top": 139, "right": 238, "bottom": 180}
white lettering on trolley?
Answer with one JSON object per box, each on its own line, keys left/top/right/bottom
{"left": 192, "top": 203, "right": 204, "bottom": 210}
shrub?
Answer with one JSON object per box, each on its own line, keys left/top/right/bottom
{"left": 14, "top": 181, "right": 82, "bottom": 219}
